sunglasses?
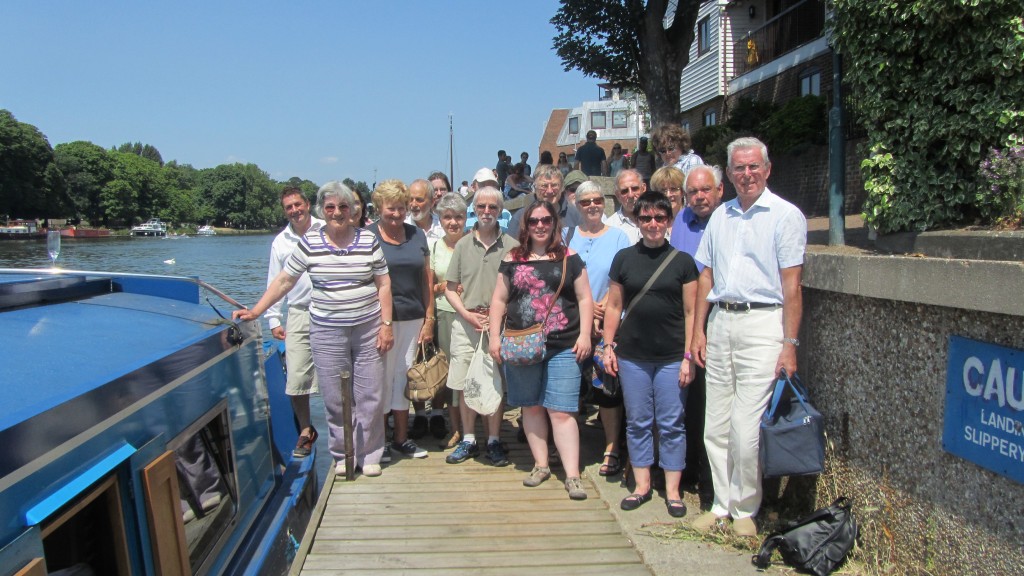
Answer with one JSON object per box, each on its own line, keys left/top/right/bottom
{"left": 637, "top": 214, "right": 668, "bottom": 224}
{"left": 657, "top": 146, "right": 678, "bottom": 154}
{"left": 578, "top": 197, "right": 605, "bottom": 207}
{"left": 323, "top": 204, "right": 350, "bottom": 212}
{"left": 475, "top": 203, "right": 499, "bottom": 212}
{"left": 527, "top": 216, "right": 555, "bottom": 227}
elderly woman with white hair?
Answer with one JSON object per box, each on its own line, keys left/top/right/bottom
{"left": 234, "top": 181, "right": 393, "bottom": 477}
{"left": 568, "top": 181, "right": 630, "bottom": 477}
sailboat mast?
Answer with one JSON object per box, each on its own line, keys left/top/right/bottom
{"left": 448, "top": 114, "right": 454, "bottom": 186}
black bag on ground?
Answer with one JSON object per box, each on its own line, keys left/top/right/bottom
{"left": 759, "top": 369, "right": 825, "bottom": 478}
{"left": 752, "top": 497, "right": 857, "bottom": 576}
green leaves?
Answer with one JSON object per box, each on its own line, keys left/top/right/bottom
{"left": 834, "top": 0, "right": 1024, "bottom": 232}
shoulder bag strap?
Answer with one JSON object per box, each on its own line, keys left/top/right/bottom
{"left": 622, "top": 249, "right": 679, "bottom": 322}
{"left": 540, "top": 256, "right": 569, "bottom": 326}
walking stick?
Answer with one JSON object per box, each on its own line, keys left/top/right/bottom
{"left": 340, "top": 369, "right": 355, "bottom": 481}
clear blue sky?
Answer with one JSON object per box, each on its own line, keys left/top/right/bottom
{"left": 0, "top": 1, "right": 598, "bottom": 187}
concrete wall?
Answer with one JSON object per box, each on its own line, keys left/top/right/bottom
{"left": 798, "top": 250, "right": 1024, "bottom": 573}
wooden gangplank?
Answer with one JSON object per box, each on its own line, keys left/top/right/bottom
{"left": 294, "top": 425, "right": 651, "bottom": 575}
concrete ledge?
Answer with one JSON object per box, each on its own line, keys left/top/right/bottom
{"left": 804, "top": 250, "right": 1024, "bottom": 316}
{"left": 875, "top": 229, "right": 1024, "bottom": 261}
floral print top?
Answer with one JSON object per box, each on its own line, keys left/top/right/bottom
{"left": 499, "top": 254, "right": 586, "bottom": 351}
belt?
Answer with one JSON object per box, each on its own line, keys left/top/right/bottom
{"left": 290, "top": 303, "right": 309, "bottom": 311}
{"left": 716, "top": 301, "right": 780, "bottom": 311}
{"left": 469, "top": 305, "right": 490, "bottom": 314}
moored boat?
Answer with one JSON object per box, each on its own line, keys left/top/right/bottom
{"left": 196, "top": 225, "right": 217, "bottom": 236}
{"left": 0, "top": 268, "right": 318, "bottom": 575}
{"left": 60, "top": 226, "right": 113, "bottom": 239}
{"left": 0, "top": 219, "right": 46, "bottom": 240}
{"left": 131, "top": 218, "right": 168, "bottom": 237}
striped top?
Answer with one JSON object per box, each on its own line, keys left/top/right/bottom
{"left": 285, "top": 227, "right": 389, "bottom": 327}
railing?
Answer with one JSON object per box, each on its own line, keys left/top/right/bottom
{"left": 732, "top": 0, "right": 826, "bottom": 77}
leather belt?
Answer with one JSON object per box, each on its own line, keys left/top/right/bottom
{"left": 469, "top": 305, "right": 490, "bottom": 314}
{"left": 716, "top": 301, "right": 780, "bottom": 311}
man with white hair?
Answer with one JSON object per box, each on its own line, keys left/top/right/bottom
{"left": 407, "top": 178, "right": 445, "bottom": 247}
{"left": 465, "top": 168, "right": 511, "bottom": 231}
{"left": 690, "top": 137, "right": 806, "bottom": 537}
{"left": 444, "top": 185, "right": 519, "bottom": 467}
{"left": 603, "top": 169, "right": 647, "bottom": 244}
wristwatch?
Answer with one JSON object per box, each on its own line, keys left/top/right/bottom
{"left": 782, "top": 337, "right": 800, "bottom": 347}
{"left": 382, "top": 320, "right": 393, "bottom": 326}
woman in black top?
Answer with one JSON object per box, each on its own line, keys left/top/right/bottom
{"left": 603, "top": 191, "right": 698, "bottom": 517}
{"left": 489, "top": 200, "right": 593, "bottom": 500}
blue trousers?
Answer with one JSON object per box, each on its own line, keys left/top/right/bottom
{"left": 618, "top": 358, "right": 688, "bottom": 470}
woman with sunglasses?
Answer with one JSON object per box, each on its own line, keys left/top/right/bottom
{"left": 234, "top": 181, "right": 393, "bottom": 478}
{"left": 602, "top": 191, "right": 699, "bottom": 518}
{"left": 488, "top": 200, "right": 594, "bottom": 500}
{"left": 568, "top": 181, "right": 630, "bottom": 477}
{"left": 650, "top": 124, "right": 703, "bottom": 175}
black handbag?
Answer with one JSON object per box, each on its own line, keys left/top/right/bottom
{"left": 752, "top": 497, "right": 858, "bottom": 576}
{"left": 759, "top": 369, "right": 825, "bottom": 478}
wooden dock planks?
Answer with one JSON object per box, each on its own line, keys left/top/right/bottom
{"left": 294, "top": 426, "right": 651, "bottom": 576}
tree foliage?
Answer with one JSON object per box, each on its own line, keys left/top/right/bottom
{"left": 832, "top": 1, "right": 1024, "bottom": 233}
{"left": 3, "top": 108, "right": 373, "bottom": 230}
{"left": 0, "top": 110, "right": 71, "bottom": 218}
{"left": 551, "top": 0, "right": 701, "bottom": 126}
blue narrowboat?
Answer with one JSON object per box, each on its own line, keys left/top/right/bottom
{"left": 0, "top": 269, "right": 318, "bottom": 576}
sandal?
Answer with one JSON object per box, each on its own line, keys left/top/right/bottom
{"left": 599, "top": 451, "right": 621, "bottom": 476}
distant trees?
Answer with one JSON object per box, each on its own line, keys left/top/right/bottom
{"left": 3, "top": 108, "right": 372, "bottom": 229}
{"left": 0, "top": 110, "right": 72, "bottom": 218}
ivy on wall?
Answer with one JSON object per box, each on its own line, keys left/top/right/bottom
{"left": 831, "top": 1, "right": 1024, "bottom": 233}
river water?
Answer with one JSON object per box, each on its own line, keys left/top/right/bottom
{"left": 0, "top": 233, "right": 334, "bottom": 483}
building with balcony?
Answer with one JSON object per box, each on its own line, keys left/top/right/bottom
{"left": 677, "top": 0, "right": 864, "bottom": 215}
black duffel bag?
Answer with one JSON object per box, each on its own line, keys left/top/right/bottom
{"left": 752, "top": 497, "right": 858, "bottom": 576}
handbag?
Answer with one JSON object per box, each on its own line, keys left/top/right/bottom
{"left": 759, "top": 369, "right": 826, "bottom": 478}
{"left": 499, "top": 257, "right": 568, "bottom": 366}
{"left": 591, "top": 249, "right": 679, "bottom": 392}
{"left": 405, "top": 342, "right": 448, "bottom": 402}
{"left": 752, "top": 497, "right": 858, "bottom": 576}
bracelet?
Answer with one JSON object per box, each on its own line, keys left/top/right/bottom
{"left": 782, "top": 337, "right": 800, "bottom": 347}
{"left": 684, "top": 352, "right": 693, "bottom": 360}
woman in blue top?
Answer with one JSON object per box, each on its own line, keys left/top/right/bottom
{"left": 568, "top": 181, "right": 630, "bottom": 477}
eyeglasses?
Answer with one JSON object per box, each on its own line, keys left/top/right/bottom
{"left": 578, "top": 197, "right": 604, "bottom": 207}
{"left": 526, "top": 216, "right": 554, "bottom": 227}
{"left": 475, "top": 203, "right": 499, "bottom": 212}
{"left": 657, "top": 146, "right": 677, "bottom": 154}
{"left": 637, "top": 214, "right": 668, "bottom": 224}
{"left": 323, "top": 204, "right": 350, "bottom": 212}
{"left": 730, "top": 163, "right": 764, "bottom": 174}
{"left": 661, "top": 186, "right": 683, "bottom": 194}
{"left": 618, "top": 185, "right": 643, "bottom": 194}
{"left": 537, "top": 182, "right": 561, "bottom": 191}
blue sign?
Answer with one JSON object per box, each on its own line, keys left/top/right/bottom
{"left": 943, "top": 336, "right": 1024, "bottom": 484}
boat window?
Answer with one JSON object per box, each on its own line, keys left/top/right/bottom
{"left": 40, "top": 475, "right": 131, "bottom": 575}
{"left": 167, "top": 409, "right": 238, "bottom": 574}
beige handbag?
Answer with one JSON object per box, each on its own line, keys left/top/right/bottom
{"left": 405, "top": 342, "right": 448, "bottom": 402}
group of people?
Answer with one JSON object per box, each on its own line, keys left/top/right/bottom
{"left": 234, "top": 133, "right": 806, "bottom": 535}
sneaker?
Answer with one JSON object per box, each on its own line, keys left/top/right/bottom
{"left": 565, "top": 477, "right": 587, "bottom": 500}
{"left": 410, "top": 415, "right": 429, "bottom": 439}
{"left": 334, "top": 461, "right": 347, "bottom": 476}
{"left": 381, "top": 447, "right": 392, "bottom": 463}
{"left": 445, "top": 440, "right": 479, "bottom": 464}
{"left": 429, "top": 415, "right": 447, "bottom": 439}
{"left": 362, "top": 463, "right": 382, "bottom": 477}
{"left": 392, "top": 439, "right": 428, "bottom": 458}
{"left": 293, "top": 426, "right": 317, "bottom": 458}
{"left": 439, "top": 430, "right": 461, "bottom": 450}
{"left": 522, "top": 466, "right": 551, "bottom": 487}
{"left": 486, "top": 440, "right": 510, "bottom": 467}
